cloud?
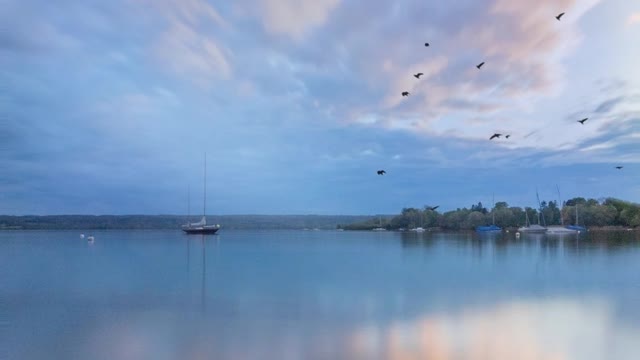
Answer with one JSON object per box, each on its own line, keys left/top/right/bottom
{"left": 257, "top": 0, "right": 341, "bottom": 40}
{"left": 594, "top": 96, "right": 625, "bottom": 113}
{"left": 255, "top": 0, "right": 603, "bottom": 151}
{"left": 0, "top": 1, "right": 81, "bottom": 55}
{"left": 141, "top": 0, "right": 233, "bottom": 85}
{"left": 628, "top": 12, "right": 640, "bottom": 26}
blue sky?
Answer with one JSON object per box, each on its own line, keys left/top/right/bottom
{"left": 1, "top": 0, "right": 639, "bottom": 215}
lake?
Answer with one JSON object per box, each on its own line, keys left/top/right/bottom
{"left": 2, "top": 230, "right": 640, "bottom": 360}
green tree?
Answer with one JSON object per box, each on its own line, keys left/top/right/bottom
{"left": 463, "top": 211, "right": 486, "bottom": 229}
{"left": 494, "top": 201, "right": 509, "bottom": 210}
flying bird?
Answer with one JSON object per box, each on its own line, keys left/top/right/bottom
{"left": 577, "top": 118, "right": 588, "bottom": 125}
{"left": 402, "top": 91, "right": 410, "bottom": 97}
{"left": 556, "top": 12, "right": 565, "bottom": 21}
{"left": 505, "top": 135, "right": 511, "bottom": 139}
{"left": 377, "top": 170, "right": 386, "bottom": 175}
{"left": 414, "top": 73, "right": 424, "bottom": 79}
{"left": 424, "top": 42, "right": 430, "bottom": 47}
{"left": 490, "top": 133, "right": 502, "bottom": 140}
{"left": 476, "top": 62, "right": 485, "bottom": 69}
{"left": 615, "top": 166, "right": 623, "bottom": 170}
{"left": 426, "top": 206, "right": 439, "bottom": 211}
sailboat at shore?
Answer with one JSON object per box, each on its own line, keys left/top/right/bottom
{"left": 518, "top": 211, "right": 548, "bottom": 233}
{"left": 372, "top": 215, "right": 387, "bottom": 231}
{"left": 547, "top": 185, "right": 580, "bottom": 234}
{"left": 565, "top": 204, "right": 587, "bottom": 232}
{"left": 518, "top": 191, "right": 547, "bottom": 233}
{"left": 182, "top": 154, "right": 221, "bottom": 235}
{"left": 477, "top": 194, "right": 502, "bottom": 233}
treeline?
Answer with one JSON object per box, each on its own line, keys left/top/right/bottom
{"left": 342, "top": 197, "right": 640, "bottom": 231}
{"left": 0, "top": 215, "right": 373, "bottom": 230}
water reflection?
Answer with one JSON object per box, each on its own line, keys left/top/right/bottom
{"left": 347, "top": 298, "right": 640, "bottom": 360}
{"left": 3, "top": 230, "right": 639, "bottom": 360}
{"left": 186, "top": 234, "right": 219, "bottom": 313}
{"left": 398, "top": 230, "right": 640, "bottom": 259}
{"left": 72, "top": 297, "right": 640, "bottom": 360}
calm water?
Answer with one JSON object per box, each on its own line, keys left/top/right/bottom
{"left": 2, "top": 230, "right": 640, "bottom": 360}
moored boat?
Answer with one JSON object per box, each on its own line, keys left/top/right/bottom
{"left": 183, "top": 153, "right": 221, "bottom": 235}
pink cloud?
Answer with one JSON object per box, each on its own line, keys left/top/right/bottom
{"left": 139, "top": 0, "right": 233, "bottom": 85}
{"left": 257, "top": 0, "right": 341, "bottom": 40}
{"left": 279, "top": 0, "right": 601, "bottom": 147}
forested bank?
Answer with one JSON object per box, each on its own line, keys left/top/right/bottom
{"left": 341, "top": 198, "right": 640, "bottom": 231}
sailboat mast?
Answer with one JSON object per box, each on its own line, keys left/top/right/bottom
{"left": 188, "top": 185, "right": 191, "bottom": 221}
{"left": 536, "top": 189, "right": 545, "bottom": 226}
{"left": 556, "top": 185, "right": 564, "bottom": 226}
{"left": 492, "top": 193, "right": 495, "bottom": 225}
{"left": 203, "top": 153, "right": 207, "bottom": 219}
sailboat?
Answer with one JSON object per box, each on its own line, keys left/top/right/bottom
{"left": 518, "top": 189, "right": 547, "bottom": 234}
{"left": 565, "top": 204, "right": 587, "bottom": 232}
{"left": 517, "top": 191, "right": 547, "bottom": 233}
{"left": 547, "top": 185, "right": 579, "bottom": 234}
{"left": 410, "top": 210, "right": 425, "bottom": 232}
{"left": 372, "top": 215, "right": 387, "bottom": 231}
{"left": 476, "top": 194, "right": 502, "bottom": 232}
{"left": 517, "top": 211, "right": 548, "bottom": 233}
{"left": 182, "top": 154, "right": 221, "bottom": 235}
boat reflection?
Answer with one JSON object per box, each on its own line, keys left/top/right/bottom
{"left": 398, "top": 230, "right": 639, "bottom": 259}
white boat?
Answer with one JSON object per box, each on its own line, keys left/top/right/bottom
{"left": 546, "top": 226, "right": 578, "bottom": 234}
{"left": 546, "top": 186, "right": 578, "bottom": 234}
{"left": 518, "top": 209, "right": 547, "bottom": 233}
{"left": 410, "top": 227, "right": 426, "bottom": 232}
{"left": 80, "top": 234, "right": 85, "bottom": 239}
{"left": 87, "top": 235, "right": 95, "bottom": 242}
{"left": 518, "top": 224, "right": 548, "bottom": 233}
{"left": 372, "top": 215, "right": 387, "bottom": 231}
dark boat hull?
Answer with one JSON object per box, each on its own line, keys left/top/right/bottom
{"left": 476, "top": 225, "right": 502, "bottom": 232}
{"left": 182, "top": 227, "right": 220, "bottom": 235}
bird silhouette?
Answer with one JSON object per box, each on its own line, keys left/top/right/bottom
{"left": 490, "top": 133, "right": 502, "bottom": 140}
{"left": 615, "top": 166, "right": 623, "bottom": 170}
{"left": 506, "top": 135, "right": 511, "bottom": 139}
{"left": 424, "top": 42, "right": 430, "bottom": 47}
{"left": 402, "top": 91, "right": 410, "bottom": 97}
{"left": 414, "top": 73, "right": 424, "bottom": 79}
{"left": 476, "top": 62, "right": 485, "bottom": 69}
{"left": 556, "top": 12, "right": 565, "bottom": 21}
{"left": 577, "top": 118, "right": 588, "bottom": 125}
{"left": 377, "top": 170, "right": 386, "bottom": 175}
{"left": 426, "top": 206, "right": 439, "bottom": 211}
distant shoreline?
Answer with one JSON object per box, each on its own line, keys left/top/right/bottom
{"left": 0, "top": 214, "right": 388, "bottom": 230}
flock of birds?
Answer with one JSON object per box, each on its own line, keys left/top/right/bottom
{"left": 378, "top": 11, "right": 625, "bottom": 180}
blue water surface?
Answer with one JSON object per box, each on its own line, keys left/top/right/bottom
{"left": 2, "top": 230, "right": 639, "bottom": 359}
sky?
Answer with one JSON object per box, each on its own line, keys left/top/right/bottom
{"left": 1, "top": 0, "right": 639, "bottom": 215}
